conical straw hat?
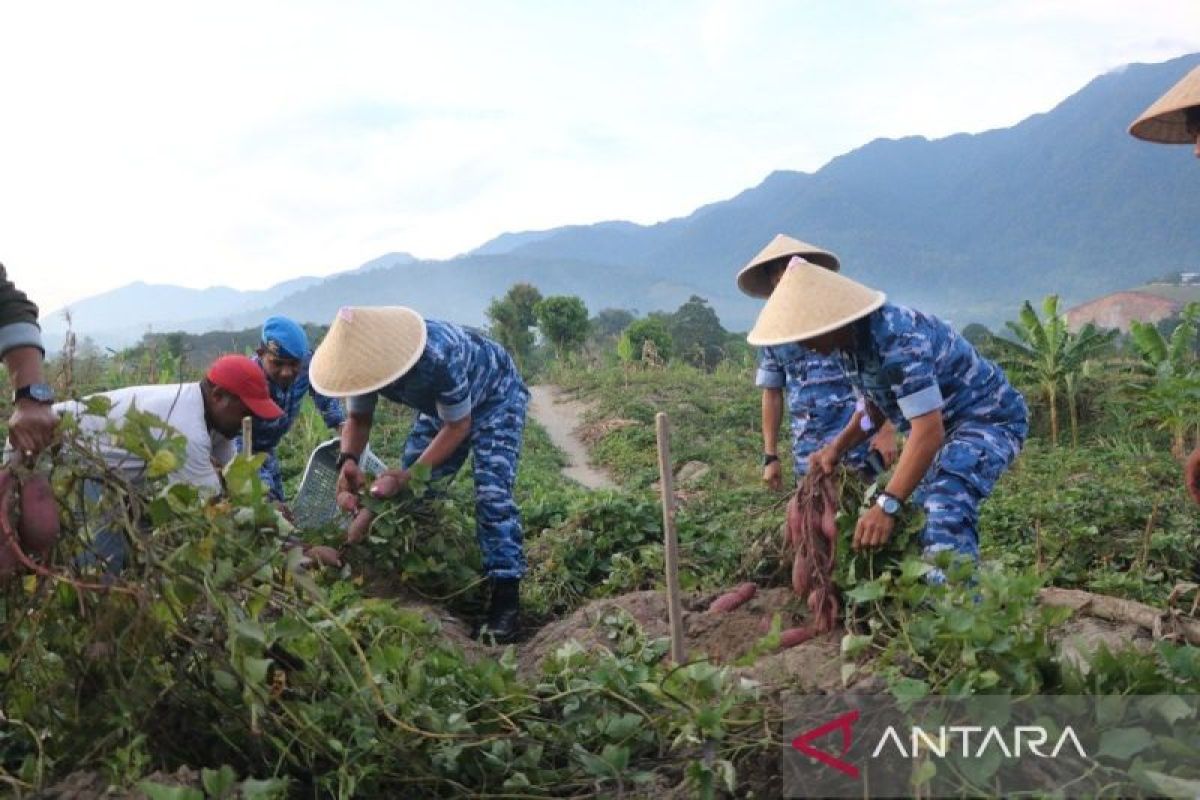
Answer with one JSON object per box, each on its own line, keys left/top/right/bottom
{"left": 1129, "top": 64, "right": 1200, "bottom": 144}
{"left": 736, "top": 234, "right": 840, "bottom": 298}
{"left": 310, "top": 306, "right": 427, "bottom": 397}
{"left": 747, "top": 258, "right": 885, "bottom": 346}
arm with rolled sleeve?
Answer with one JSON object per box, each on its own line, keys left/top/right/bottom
{"left": 756, "top": 347, "right": 785, "bottom": 489}
{"left": 415, "top": 360, "right": 472, "bottom": 469}
{"left": 0, "top": 264, "right": 44, "bottom": 358}
{"left": 879, "top": 317, "right": 944, "bottom": 421}
{"left": 875, "top": 318, "right": 945, "bottom": 502}
{"left": 1, "top": 264, "right": 57, "bottom": 457}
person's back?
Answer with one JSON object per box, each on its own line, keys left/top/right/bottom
{"left": 843, "top": 303, "right": 1025, "bottom": 435}
{"left": 56, "top": 383, "right": 233, "bottom": 492}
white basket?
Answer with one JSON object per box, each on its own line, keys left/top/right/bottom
{"left": 291, "top": 438, "right": 389, "bottom": 531}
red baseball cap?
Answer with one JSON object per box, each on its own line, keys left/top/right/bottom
{"left": 206, "top": 355, "right": 285, "bottom": 420}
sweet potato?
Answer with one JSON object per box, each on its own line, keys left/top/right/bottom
{"left": 708, "top": 582, "right": 757, "bottom": 613}
{"left": 345, "top": 508, "right": 375, "bottom": 544}
{"left": 336, "top": 491, "right": 359, "bottom": 513}
{"left": 370, "top": 472, "right": 403, "bottom": 499}
{"left": 18, "top": 473, "right": 59, "bottom": 558}
{"left": 821, "top": 505, "right": 837, "bottom": 541}
{"left": 305, "top": 545, "right": 342, "bottom": 567}
{"left": 787, "top": 494, "right": 802, "bottom": 548}
{"left": 778, "top": 626, "right": 815, "bottom": 649}
{"left": 792, "top": 548, "right": 806, "bottom": 594}
{"left": 0, "top": 470, "right": 19, "bottom": 578}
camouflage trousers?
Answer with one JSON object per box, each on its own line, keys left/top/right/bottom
{"left": 258, "top": 450, "right": 286, "bottom": 503}
{"left": 402, "top": 395, "right": 528, "bottom": 580}
{"left": 912, "top": 420, "right": 1027, "bottom": 580}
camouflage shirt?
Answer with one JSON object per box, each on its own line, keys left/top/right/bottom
{"left": 349, "top": 320, "right": 527, "bottom": 422}
{"left": 840, "top": 303, "right": 1027, "bottom": 435}
{"left": 756, "top": 343, "right": 873, "bottom": 473}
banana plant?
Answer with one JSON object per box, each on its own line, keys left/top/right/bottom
{"left": 993, "top": 296, "right": 1116, "bottom": 446}
{"left": 1128, "top": 303, "right": 1200, "bottom": 457}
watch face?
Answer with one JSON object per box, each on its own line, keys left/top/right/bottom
{"left": 20, "top": 383, "right": 54, "bottom": 402}
{"left": 879, "top": 495, "right": 901, "bottom": 515}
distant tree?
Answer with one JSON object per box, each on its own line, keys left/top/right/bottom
{"left": 618, "top": 317, "right": 672, "bottom": 364}
{"left": 589, "top": 309, "right": 636, "bottom": 341}
{"left": 667, "top": 295, "right": 727, "bottom": 369}
{"left": 535, "top": 295, "right": 589, "bottom": 360}
{"left": 960, "top": 323, "right": 992, "bottom": 347}
{"left": 992, "top": 295, "right": 1116, "bottom": 446}
{"left": 486, "top": 283, "right": 543, "bottom": 369}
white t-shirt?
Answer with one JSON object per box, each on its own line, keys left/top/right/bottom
{"left": 54, "top": 383, "right": 233, "bottom": 492}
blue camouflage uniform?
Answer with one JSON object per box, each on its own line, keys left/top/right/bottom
{"left": 348, "top": 320, "right": 529, "bottom": 580}
{"left": 839, "top": 303, "right": 1028, "bottom": 571}
{"left": 236, "top": 353, "right": 346, "bottom": 501}
{"left": 756, "top": 343, "right": 875, "bottom": 478}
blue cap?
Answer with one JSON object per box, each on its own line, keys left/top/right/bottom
{"left": 261, "top": 316, "right": 308, "bottom": 360}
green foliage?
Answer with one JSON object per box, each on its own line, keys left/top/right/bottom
{"left": 960, "top": 322, "right": 992, "bottom": 347}
{"left": 994, "top": 295, "right": 1117, "bottom": 445}
{"left": 665, "top": 295, "right": 728, "bottom": 370}
{"left": 535, "top": 294, "right": 589, "bottom": 360}
{"left": 618, "top": 317, "right": 673, "bottom": 364}
{"left": 485, "top": 282, "right": 543, "bottom": 372}
{"left": 1127, "top": 303, "right": 1200, "bottom": 456}
{"left": 2, "top": 408, "right": 772, "bottom": 797}
{"left": 980, "top": 441, "right": 1199, "bottom": 605}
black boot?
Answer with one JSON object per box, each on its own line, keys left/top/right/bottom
{"left": 478, "top": 578, "right": 520, "bottom": 644}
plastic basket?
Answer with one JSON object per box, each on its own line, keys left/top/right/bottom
{"left": 291, "top": 438, "right": 388, "bottom": 531}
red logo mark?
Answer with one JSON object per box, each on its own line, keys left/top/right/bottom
{"left": 791, "top": 709, "right": 861, "bottom": 779}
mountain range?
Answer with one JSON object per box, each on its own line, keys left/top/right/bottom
{"left": 43, "top": 53, "right": 1200, "bottom": 350}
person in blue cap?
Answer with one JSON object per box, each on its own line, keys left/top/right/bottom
{"left": 236, "top": 316, "right": 346, "bottom": 504}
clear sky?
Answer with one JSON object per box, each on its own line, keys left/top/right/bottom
{"left": 2, "top": 0, "right": 1198, "bottom": 315}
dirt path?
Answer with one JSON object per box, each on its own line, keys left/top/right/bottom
{"left": 528, "top": 385, "right": 616, "bottom": 490}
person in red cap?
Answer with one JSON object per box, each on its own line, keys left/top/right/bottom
{"left": 55, "top": 354, "right": 284, "bottom": 493}
{"left": 52, "top": 355, "right": 284, "bottom": 573}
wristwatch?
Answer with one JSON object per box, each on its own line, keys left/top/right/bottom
{"left": 335, "top": 451, "right": 360, "bottom": 471}
{"left": 13, "top": 383, "right": 54, "bottom": 404}
{"left": 762, "top": 453, "right": 780, "bottom": 467}
{"left": 876, "top": 492, "right": 903, "bottom": 516}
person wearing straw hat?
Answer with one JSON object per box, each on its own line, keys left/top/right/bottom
{"left": 235, "top": 316, "right": 346, "bottom": 505}
{"left": 737, "top": 235, "right": 896, "bottom": 490}
{"left": 310, "top": 307, "right": 529, "bottom": 643}
{"left": 1129, "top": 63, "right": 1200, "bottom": 159}
{"left": 1129, "top": 64, "right": 1200, "bottom": 503}
{"left": 747, "top": 260, "right": 1028, "bottom": 581}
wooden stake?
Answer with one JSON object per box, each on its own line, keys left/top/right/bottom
{"left": 655, "top": 412, "right": 687, "bottom": 664}
{"left": 242, "top": 416, "right": 253, "bottom": 452}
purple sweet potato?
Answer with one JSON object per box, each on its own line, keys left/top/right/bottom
{"left": 778, "top": 626, "right": 816, "bottom": 650}
{"left": 305, "top": 545, "right": 342, "bottom": 568}
{"left": 370, "top": 472, "right": 403, "bottom": 499}
{"left": 0, "top": 470, "right": 19, "bottom": 578}
{"left": 345, "top": 508, "right": 375, "bottom": 544}
{"left": 18, "top": 473, "right": 59, "bottom": 558}
{"left": 707, "top": 582, "right": 757, "bottom": 613}
{"left": 336, "top": 491, "right": 359, "bottom": 513}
